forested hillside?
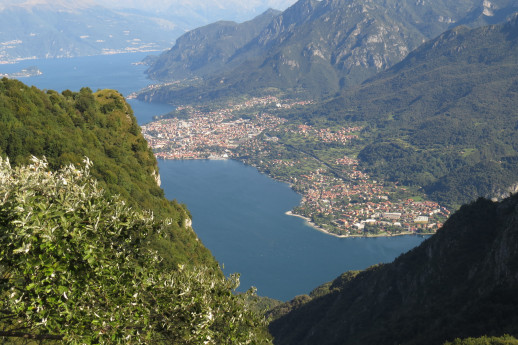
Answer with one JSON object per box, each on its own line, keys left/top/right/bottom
{"left": 269, "top": 193, "right": 518, "bottom": 344}
{"left": 0, "top": 157, "right": 271, "bottom": 343}
{"left": 0, "top": 78, "right": 213, "bottom": 267}
{"left": 314, "top": 16, "right": 518, "bottom": 207}
{"left": 0, "top": 78, "right": 274, "bottom": 343}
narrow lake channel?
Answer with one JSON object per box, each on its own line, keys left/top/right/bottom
{"left": 1, "top": 53, "right": 428, "bottom": 301}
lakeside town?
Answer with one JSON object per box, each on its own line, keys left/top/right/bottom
{"left": 0, "top": 66, "right": 42, "bottom": 78}
{"left": 236, "top": 124, "right": 451, "bottom": 236}
{"left": 141, "top": 97, "right": 451, "bottom": 237}
{"left": 141, "top": 96, "right": 294, "bottom": 160}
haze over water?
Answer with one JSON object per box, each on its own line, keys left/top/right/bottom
{"left": 1, "top": 53, "right": 428, "bottom": 301}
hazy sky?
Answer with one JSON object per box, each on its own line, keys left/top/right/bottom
{"left": 0, "top": 0, "right": 297, "bottom": 12}
{"left": 101, "top": 0, "right": 298, "bottom": 12}
{"left": 100, "top": 0, "right": 299, "bottom": 24}
{"left": 0, "top": 0, "right": 299, "bottom": 24}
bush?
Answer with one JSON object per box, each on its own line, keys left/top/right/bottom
{"left": 444, "top": 335, "right": 518, "bottom": 345}
{"left": 0, "top": 157, "right": 271, "bottom": 344}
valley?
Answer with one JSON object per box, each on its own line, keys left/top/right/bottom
{"left": 0, "top": 53, "right": 430, "bottom": 301}
{"left": 2, "top": 0, "right": 518, "bottom": 342}
{"left": 140, "top": 13, "right": 518, "bottom": 238}
{"left": 142, "top": 98, "right": 451, "bottom": 237}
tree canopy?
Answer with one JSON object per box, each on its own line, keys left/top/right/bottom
{"left": 0, "top": 157, "right": 271, "bottom": 344}
{"left": 0, "top": 78, "right": 214, "bottom": 267}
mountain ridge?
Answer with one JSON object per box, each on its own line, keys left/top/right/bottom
{"left": 140, "top": 0, "right": 518, "bottom": 103}
{"left": 146, "top": 8, "right": 281, "bottom": 80}
{"left": 322, "top": 15, "right": 518, "bottom": 206}
{"left": 0, "top": 78, "right": 215, "bottom": 267}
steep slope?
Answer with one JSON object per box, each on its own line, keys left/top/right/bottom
{"left": 0, "top": 157, "right": 271, "bottom": 343}
{"left": 0, "top": 78, "right": 215, "bottom": 267}
{"left": 314, "top": 16, "right": 518, "bottom": 207}
{"left": 269, "top": 193, "right": 518, "bottom": 344}
{"left": 146, "top": 9, "right": 281, "bottom": 80}
{"left": 141, "top": 0, "right": 518, "bottom": 102}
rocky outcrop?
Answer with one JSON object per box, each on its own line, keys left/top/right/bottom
{"left": 151, "top": 169, "right": 161, "bottom": 187}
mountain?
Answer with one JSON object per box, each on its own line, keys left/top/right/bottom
{"left": 268, "top": 193, "right": 518, "bottom": 344}
{"left": 146, "top": 9, "right": 281, "bottom": 80}
{"left": 0, "top": 0, "right": 299, "bottom": 63}
{"left": 140, "top": 0, "right": 518, "bottom": 103}
{"left": 0, "top": 80, "right": 272, "bottom": 343}
{"left": 311, "top": 15, "right": 518, "bottom": 207}
{"left": 0, "top": 78, "right": 215, "bottom": 267}
{"left": 0, "top": 0, "right": 184, "bottom": 62}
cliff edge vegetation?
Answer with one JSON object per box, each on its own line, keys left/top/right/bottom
{"left": 0, "top": 78, "right": 213, "bottom": 267}
{"left": 0, "top": 158, "right": 271, "bottom": 344}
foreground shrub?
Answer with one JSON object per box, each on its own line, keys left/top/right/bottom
{"left": 0, "top": 157, "right": 270, "bottom": 344}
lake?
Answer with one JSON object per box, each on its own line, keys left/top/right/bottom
{"left": 158, "top": 159, "right": 427, "bottom": 300}
{"left": 0, "top": 54, "right": 428, "bottom": 301}
{"left": 0, "top": 53, "right": 173, "bottom": 125}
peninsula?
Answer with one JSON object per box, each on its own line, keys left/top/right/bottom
{"left": 1, "top": 66, "right": 42, "bottom": 78}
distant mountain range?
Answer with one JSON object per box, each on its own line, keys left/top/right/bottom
{"left": 141, "top": 0, "right": 518, "bottom": 101}
{"left": 0, "top": 0, "right": 296, "bottom": 63}
{"left": 102, "top": 0, "right": 296, "bottom": 26}
{"left": 146, "top": 9, "right": 282, "bottom": 80}
{"left": 0, "top": 1, "right": 180, "bottom": 62}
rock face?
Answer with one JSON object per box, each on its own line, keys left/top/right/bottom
{"left": 146, "top": 9, "right": 281, "bottom": 81}
{"left": 269, "top": 194, "right": 518, "bottom": 345}
{"left": 152, "top": 169, "right": 162, "bottom": 187}
{"left": 143, "top": 0, "right": 518, "bottom": 100}
{"left": 492, "top": 182, "right": 518, "bottom": 202}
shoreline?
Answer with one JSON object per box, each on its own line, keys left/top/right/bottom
{"left": 285, "top": 211, "right": 349, "bottom": 238}
{"left": 0, "top": 50, "right": 162, "bottom": 65}
{"left": 156, "top": 157, "right": 436, "bottom": 239}
{"left": 284, "top": 211, "right": 434, "bottom": 239}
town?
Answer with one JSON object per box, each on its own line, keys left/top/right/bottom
{"left": 141, "top": 97, "right": 450, "bottom": 237}
{"left": 141, "top": 96, "right": 305, "bottom": 159}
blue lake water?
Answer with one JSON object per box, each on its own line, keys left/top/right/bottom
{"left": 0, "top": 54, "right": 428, "bottom": 301}
{"left": 158, "top": 159, "right": 427, "bottom": 300}
{"left": 0, "top": 53, "right": 173, "bottom": 124}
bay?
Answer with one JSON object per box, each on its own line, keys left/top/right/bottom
{"left": 159, "top": 159, "right": 427, "bottom": 301}
{"left": 1, "top": 54, "right": 428, "bottom": 301}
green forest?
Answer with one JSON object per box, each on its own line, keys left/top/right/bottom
{"left": 0, "top": 78, "right": 213, "bottom": 267}
{"left": 0, "top": 79, "right": 272, "bottom": 343}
